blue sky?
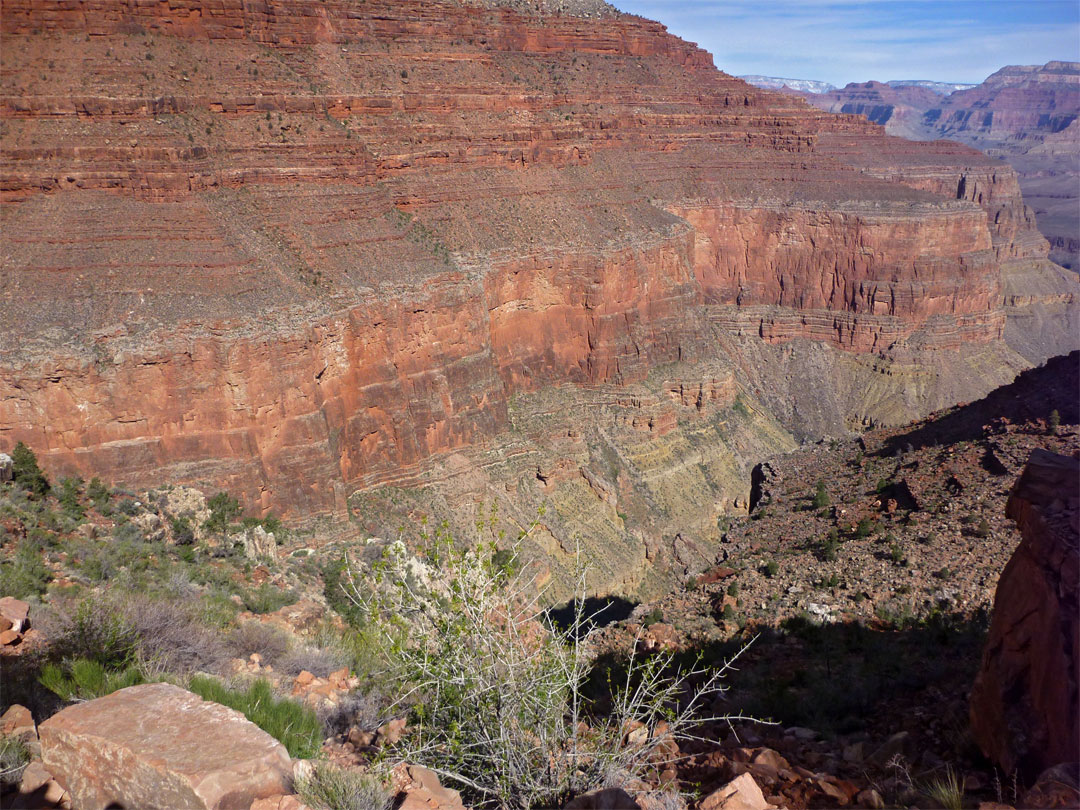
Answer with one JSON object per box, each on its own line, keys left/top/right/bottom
{"left": 613, "top": 1, "right": 1080, "bottom": 87}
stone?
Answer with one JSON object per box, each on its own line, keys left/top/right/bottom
{"left": 376, "top": 717, "right": 407, "bottom": 747}
{"left": 39, "top": 683, "right": 292, "bottom": 810}
{"left": 0, "top": 597, "right": 30, "bottom": 633}
{"left": 1, "top": 704, "right": 37, "bottom": 745}
{"left": 700, "top": 773, "right": 769, "bottom": 810}
{"left": 856, "top": 789, "right": 884, "bottom": 809}
{"left": 1018, "top": 762, "right": 1080, "bottom": 809}
{"left": 970, "top": 450, "right": 1079, "bottom": 779}
{"left": 1, "top": 628, "right": 21, "bottom": 645}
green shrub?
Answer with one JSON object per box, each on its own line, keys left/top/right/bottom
{"left": 50, "top": 598, "right": 137, "bottom": 667}
{"left": 641, "top": 607, "right": 663, "bottom": 627}
{"left": 187, "top": 676, "right": 322, "bottom": 758}
{"left": 87, "top": 477, "right": 110, "bottom": 511}
{"left": 855, "top": 517, "right": 877, "bottom": 538}
{"left": 0, "top": 539, "right": 51, "bottom": 599}
{"left": 973, "top": 518, "right": 991, "bottom": 538}
{"left": 1048, "top": 409, "right": 1060, "bottom": 435}
{"left": 241, "top": 582, "right": 297, "bottom": 614}
{"left": 820, "top": 534, "right": 839, "bottom": 562}
{"left": 11, "top": 442, "right": 49, "bottom": 498}
{"left": 726, "top": 582, "right": 739, "bottom": 598}
{"left": 170, "top": 515, "right": 196, "bottom": 545}
{"left": 763, "top": 560, "right": 779, "bottom": 578}
{"left": 39, "top": 658, "right": 143, "bottom": 701}
{"left": 295, "top": 761, "right": 392, "bottom": 810}
{"left": 204, "top": 492, "right": 242, "bottom": 536}
{"left": 58, "top": 477, "right": 86, "bottom": 520}
{"left": 890, "top": 543, "right": 905, "bottom": 565}
{"left": 811, "top": 480, "right": 830, "bottom": 509}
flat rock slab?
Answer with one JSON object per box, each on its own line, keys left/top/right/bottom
{"left": 39, "top": 682, "right": 292, "bottom": 810}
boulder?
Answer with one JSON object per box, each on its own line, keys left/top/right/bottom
{"left": 1, "top": 704, "right": 37, "bottom": 746}
{"left": 700, "top": 773, "right": 768, "bottom": 810}
{"left": 39, "top": 683, "right": 293, "bottom": 810}
{"left": 970, "top": 450, "right": 1079, "bottom": 779}
{"left": 0, "top": 597, "right": 30, "bottom": 632}
{"left": 0, "top": 452, "right": 11, "bottom": 483}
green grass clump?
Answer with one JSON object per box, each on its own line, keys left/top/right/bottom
{"left": 39, "top": 658, "right": 144, "bottom": 701}
{"left": 187, "top": 676, "right": 322, "bottom": 758}
{"left": 924, "top": 766, "right": 965, "bottom": 810}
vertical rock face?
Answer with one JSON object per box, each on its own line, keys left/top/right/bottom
{"left": 38, "top": 683, "right": 293, "bottom": 810}
{"left": 0, "top": 0, "right": 1076, "bottom": 520}
{"left": 970, "top": 449, "right": 1080, "bottom": 779}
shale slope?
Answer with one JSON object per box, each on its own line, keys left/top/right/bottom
{"left": 1, "top": 1, "right": 1076, "bottom": 594}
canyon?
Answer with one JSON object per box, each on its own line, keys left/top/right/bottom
{"left": 1, "top": 0, "right": 1077, "bottom": 596}
{"left": 772, "top": 62, "right": 1080, "bottom": 269}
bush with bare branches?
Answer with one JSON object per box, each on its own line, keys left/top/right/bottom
{"left": 343, "top": 529, "right": 753, "bottom": 810}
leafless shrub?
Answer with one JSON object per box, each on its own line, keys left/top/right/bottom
{"left": 278, "top": 643, "right": 351, "bottom": 679}
{"left": 127, "top": 597, "right": 229, "bottom": 674}
{"left": 344, "top": 533, "right": 757, "bottom": 810}
{"left": 226, "top": 621, "right": 290, "bottom": 666}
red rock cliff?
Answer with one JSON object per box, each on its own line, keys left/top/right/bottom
{"left": 0, "top": 0, "right": 1074, "bottom": 516}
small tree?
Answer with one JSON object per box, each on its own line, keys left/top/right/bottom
{"left": 203, "top": 492, "right": 242, "bottom": 539}
{"left": 1048, "top": 409, "right": 1061, "bottom": 435}
{"left": 10, "top": 442, "right": 49, "bottom": 498}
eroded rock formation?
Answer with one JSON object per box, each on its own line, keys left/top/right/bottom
{"left": 0, "top": 1, "right": 1076, "bottom": 537}
{"left": 970, "top": 448, "right": 1080, "bottom": 779}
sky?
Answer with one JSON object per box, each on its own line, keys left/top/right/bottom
{"left": 612, "top": 0, "right": 1080, "bottom": 87}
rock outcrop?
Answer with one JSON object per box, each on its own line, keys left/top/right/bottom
{"left": 0, "top": 1, "right": 1075, "bottom": 534}
{"left": 38, "top": 682, "right": 293, "bottom": 810}
{"left": 970, "top": 449, "right": 1079, "bottom": 779}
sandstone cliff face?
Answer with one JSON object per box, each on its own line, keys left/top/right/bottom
{"left": 0, "top": 0, "right": 1075, "bottom": 537}
{"left": 970, "top": 449, "right": 1080, "bottom": 780}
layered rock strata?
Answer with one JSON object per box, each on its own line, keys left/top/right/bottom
{"left": 0, "top": 0, "right": 1075, "bottom": 527}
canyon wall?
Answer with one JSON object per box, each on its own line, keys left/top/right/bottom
{"left": 1, "top": 0, "right": 1076, "bottom": 553}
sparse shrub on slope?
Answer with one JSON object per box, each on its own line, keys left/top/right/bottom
{"left": 344, "top": 533, "right": 751, "bottom": 810}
